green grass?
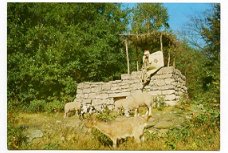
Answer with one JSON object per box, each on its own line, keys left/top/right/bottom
{"left": 7, "top": 106, "right": 220, "bottom": 150}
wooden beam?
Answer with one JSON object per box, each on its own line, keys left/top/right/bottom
{"left": 160, "top": 33, "right": 163, "bottom": 52}
{"left": 125, "top": 39, "right": 130, "bottom": 74}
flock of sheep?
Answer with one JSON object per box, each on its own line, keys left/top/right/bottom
{"left": 64, "top": 90, "right": 154, "bottom": 148}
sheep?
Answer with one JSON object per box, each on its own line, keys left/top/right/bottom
{"left": 64, "top": 100, "right": 81, "bottom": 118}
{"left": 80, "top": 104, "right": 96, "bottom": 118}
{"left": 114, "top": 98, "right": 127, "bottom": 113}
{"left": 122, "top": 91, "right": 154, "bottom": 117}
{"left": 86, "top": 115, "right": 150, "bottom": 148}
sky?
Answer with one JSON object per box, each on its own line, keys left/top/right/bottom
{"left": 164, "top": 3, "right": 212, "bottom": 32}
{"left": 122, "top": 3, "right": 212, "bottom": 33}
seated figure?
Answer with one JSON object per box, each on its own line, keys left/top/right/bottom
{"left": 141, "top": 50, "right": 164, "bottom": 87}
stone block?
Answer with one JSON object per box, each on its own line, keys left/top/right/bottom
{"left": 121, "top": 74, "right": 131, "bottom": 80}
{"left": 90, "top": 82, "right": 103, "bottom": 87}
{"left": 92, "top": 99, "right": 105, "bottom": 105}
{"left": 162, "top": 90, "right": 175, "bottom": 95}
{"left": 109, "top": 92, "right": 130, "bottom": 98}
{"left": 165, "top": 94, "right": 176, "bottom": 101}
{"left": 164, "top": 78, "right": 175, "bottom": 85}
{"left": 165, "top": 100, "right": 177, "bottom": 106}
{"left": 82, "top": 82, "right": 91, "bottom": 88}
{"left": 91, "top": 86, "right": 102, "bottom": 93}
{"left": 83, "top": 88, "right": 91, "bottom": 94}
{"left": 88, "top": 93, "right": 97, "bottom": 99}
{"left": 154, "top": 80, "right": 165, "bottom": 86}
{"left": 76, "top": 94, "right": 83, "bottom": 99}
{"left": 95, "top": 94, "right": 108, "bottom": 99}
{"left": 111, "top": 86, "right": 121, "bottom": 91}
{"left": 82, "top": 99, "right": 92, "bottom": 104}
{"left": 149, "top": 90, "right": 162, "bottom": 96}
{"left": 102, "top": 83, "right": 111, "bottom": 91}
{"left": 76, "top": 88, "right": 83, "bottom": 94}
{"left": 130, "top": 83, "right": 142, "bottom": 90}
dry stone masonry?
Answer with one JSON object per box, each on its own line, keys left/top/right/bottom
{"left": 75, "top": 66, "right": 187, "bottom": 111}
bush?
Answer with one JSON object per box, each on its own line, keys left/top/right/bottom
{"left": 28, "top": 100, "right": 46, "bottom": 112}
{"left": 44, "top": 100, "right": 64, "bottom": 113}
{"left": 7, "top": 112, "right": 28, "bottom": 150}
{"left": 153, "top": 96, "right": 165, "bottom": 110}
{"left": 96, "top": 107, "right": 117, "bottom": 122}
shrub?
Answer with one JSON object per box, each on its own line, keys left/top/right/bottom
{"left": 44, "top": 100, "right": 64, "bottom": 113}
{"left": 96, "top": 107, "right": 116, "bottom": 122}
{"left": 7, "top": 112, "right": 28, "bottom": 149}
{"left": 28, "top": 100, "right": 46, "bottom": 112}
{"left": 153, "top": 96, "right": 165, "bottom": 110}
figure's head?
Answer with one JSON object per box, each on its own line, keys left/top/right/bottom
{"left": 144, "top": 50, "right": 150, "bottom": 57}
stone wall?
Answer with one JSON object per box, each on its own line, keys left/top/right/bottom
{"left": 75, "top": 66, "right": 187, "bottom": 111}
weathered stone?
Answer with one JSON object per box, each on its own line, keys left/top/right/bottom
{"left": 95, "top": 94, "right": 108, "bottom": 99}
{"left": 109, "top": 92, "right": 130, "bottom": 98}
{"left": 25, "top": 129, "right": 43, "bottom": 142}
{"left": 92, "top": 99, "right": 105, "bottom": 105}
{"left": 162, "top": 90, "right": 175, "bottom": 95}
{"left": 157, "top": 67, "right": 174, "bottom": 75}
{"left": 165, "top": 94, "right": 176, "bottom": 101}
{"left": 84, "top": 94, "right": 89, "bottom": 99}
{"left": 82, "top": 99, "right": 92, "bottom": 104}
{"left": 76, "top": 89, "right": 83, "bottom": 94}
{"left": 165, "top": 100, "right": 177, "bottom": 106}
{"left": 88, "top": 93, "right": 97, "bottom": 99}
{"left": 81, "top": 82, "right": 91, "bottom": 88}
{"left": 164, "top": 78, "right": 175, "bottom": 85}
{"left": 83, "top": 88, "right": 91, "bottom": 94}
{"left": 121, "top": 74, "right": 131, "bottom": 80}
{"left": 76, "top": 94, "right": 83, "bottom": 99}
{"left": 75, "top": 66, "right": 187, "bottom": 108}
{"left": 149, "top": 91, "right": 162, "bottom": 97}
{"left": 111, "top": 86, "right": 121, "bottom": 91}
{"left": 130, "top": 83, "right": 142, "bottom": 90}
{"left": 91, "top": 86, "right": 102, "bottom": 92}
{"left": 102, "top": 83, "right": 111, "bottom": 91}
{"left": 156, "top": 80, "right": 166, "bottom": 86}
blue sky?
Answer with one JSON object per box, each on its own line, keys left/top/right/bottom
{"left": 121, "top": 3, "right": 212, "bottom": 33}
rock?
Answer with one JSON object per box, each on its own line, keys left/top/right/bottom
{"left": 25, "top": 129, "right": 43, "bottom": 142}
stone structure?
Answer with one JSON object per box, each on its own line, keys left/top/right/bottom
{"left": 75, "top": 66, "right": 187, "bottom": 111}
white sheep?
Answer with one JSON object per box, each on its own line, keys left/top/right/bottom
{"left": 86, "top": 116, "right": 150, "bottom": 148}
{"left": 114, "top": 98, "right": 126, "bottom": 113}
{"left": 64, "top": 100, "right": 81, "bottom": 118}
{"left": 122, "top": 91, "right": 154, "bottom": 117}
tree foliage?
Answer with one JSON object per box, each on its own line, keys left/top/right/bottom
{"left": 131, "top": 3, "right": 169, "bottom": 33}
{"left": 7, "top": 3, "right": 128, "bottom": 109}
{"left": 7, "top": 3, "right": 220, "bottom": 113}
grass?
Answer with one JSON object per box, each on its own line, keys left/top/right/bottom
{"left": 7, "top": 105, "right": 220, "bottom": 150}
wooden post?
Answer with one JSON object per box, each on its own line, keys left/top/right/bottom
{"left": 136, "top": 33, "right": 139, "bottom": 71}
{"left": 168, "top": 48, "right": 170, "bottom": 67}
{"left": 160, "top": 34, "right": 163, "bottom": 52}
{"left": 125, "top": 39, "right": 130, "bottom": 74}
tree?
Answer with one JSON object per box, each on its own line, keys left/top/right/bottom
{"left": 131, "top": 3, "right": 169, "bottom": 34}
{"left": 179, "top": 4, "right": 220, "bottom": 103}
{"left": 7, "top": 3, "right": 128, "bottom": 110}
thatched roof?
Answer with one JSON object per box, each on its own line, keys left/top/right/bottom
{"left": 119, "top": 31, "right": 178, "bottom": 50}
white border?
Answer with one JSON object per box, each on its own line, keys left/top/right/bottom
{"left": 1, "top": 0, "right": 227, "bottom": 153}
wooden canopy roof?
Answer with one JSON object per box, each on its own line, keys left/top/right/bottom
{"left": 119, "top": 31, "right": 178, "bottom": 50}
